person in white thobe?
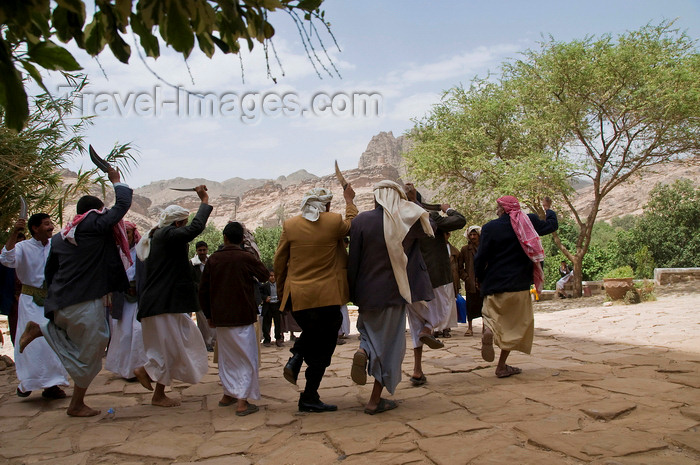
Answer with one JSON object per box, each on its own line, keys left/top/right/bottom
{"left": 0, "top": 214, "right": 69, "bottom": 398}
{"left": 105, "top": 222, "right": 147, "bottom": 379}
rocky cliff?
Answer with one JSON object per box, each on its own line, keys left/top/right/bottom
{"left": 61, "top": 132, "right": 698, "bottom": 233}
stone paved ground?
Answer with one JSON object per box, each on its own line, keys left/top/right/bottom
{"left": 0, "top": 290, "right": 698, "bottom": 464}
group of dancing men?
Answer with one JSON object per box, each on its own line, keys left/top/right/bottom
{"left": 3, "top": 167, "right": 557, "bottom": 417}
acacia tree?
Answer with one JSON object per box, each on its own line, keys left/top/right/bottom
{"left": 406, "top": 22, "right": 700, "bottom": 295}
{"left": 1, "top": 0, "right": 336, "bottom": 130}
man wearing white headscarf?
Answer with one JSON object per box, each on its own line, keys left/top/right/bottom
{"left": 274, "top": 184, "right": 357, "bottom": 413}
{"left": 347, "top": 180, "right": 435, "bottom": 414}
{"left": 133, "top": 186, "right": 213, "bottom": 407}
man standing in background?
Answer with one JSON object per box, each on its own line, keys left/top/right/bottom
{"left": 192, "top": 241, "right": 215, "bottom": 351}
{"left": 260, "top": 270, "right": 283, "bottom": 347}
{"left": 1, "top": 215, "right": 69, "bottom": 400}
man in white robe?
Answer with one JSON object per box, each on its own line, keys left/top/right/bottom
{"left": 134, "top": 186, "right": 212, "bottom": 407}
{"left": 0, "top": 214, "right": 69, "bottom": 399}
{"left": 199, "top": 222, "right": 269, "bottom": 415}
{"left": 105, "top": 222, "right": 147, "bottom": 379}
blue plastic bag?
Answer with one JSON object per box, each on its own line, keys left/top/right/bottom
{"left": 456, "top": 294, "right": 467, "bottom": 323}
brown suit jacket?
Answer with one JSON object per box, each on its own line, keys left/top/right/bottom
{"left": 274, "top": 203, "right": 358, "bottom": 311}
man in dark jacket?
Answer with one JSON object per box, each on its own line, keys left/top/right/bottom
{"left": 199, "top": 222, "right": 269, "bottom": 416}
{"left": 19, "top": 167, "right": 132, "bottom": 417}
{"left": 133, "top": 186, "right": 212, "bottom": 407}
{"left": 191, "top": 240, "right": 215, "bottom": 351}
{"left": 259, "top": 270, "right": 282, "bottom": 347}
{"left": 348, "top": 180, "right": 435, "bottom": 414}
{"left": 474, "top": 196, "right": 557, "bottom": 378}
{"left": 404, "top": 183, "right": 465, "bottom": 385}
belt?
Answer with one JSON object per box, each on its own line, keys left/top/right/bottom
{"left": 21, "top": 284, "right": 47, "bottom": 299}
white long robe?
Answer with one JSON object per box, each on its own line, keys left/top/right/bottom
{"left": 141, "top": 313, "right": 209, "bottom": 386}
{"left": 105, "top": 248, "right": 147, "bottom": 379}
{"left": 217, "top": 325, "right": 260, "bottom": 400}
{"left": 433, "top": 283, "right": 457, "bottom": 331}
{"left": 0, "top": 239, "right": 69, "bottom": 392}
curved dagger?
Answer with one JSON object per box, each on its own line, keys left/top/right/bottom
{"left": 89, "top": 145, "right": 111, "bottom": 173}
{"left": 334, "top": 160, "right": 348, "bottom": 190}
{"left": 19, "top": 196, "right": 28, "bottom": 220}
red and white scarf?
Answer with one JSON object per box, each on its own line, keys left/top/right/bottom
{"left": 61, "top": 209, "right": 132, "bottom": 269}
{"left": 497, "top": 196, "right": 545, "bottom": 293}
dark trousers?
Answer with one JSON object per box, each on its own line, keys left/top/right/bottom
{"left": 290, "top": 305, "right": 342, "bottom": 401}
{"left": 261, "top": 302, "right": 282, "bottom": 342}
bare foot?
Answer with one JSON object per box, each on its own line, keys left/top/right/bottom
{"left": 152, "top": 394, "right": 180, "bottom": 407}
{"left": 133, "top": 367, "right": 153, "bottom": 391}
{"left": 67, "top": 404, "right": 101, "bottom": 417}
{"left": 19, "top": 321, "right": 42, "bottom": 353}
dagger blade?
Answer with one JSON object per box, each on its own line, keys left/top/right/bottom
{"left": 89, "top": 145, "right": 111, "bottom": 173}
{"left": 19, "top": 196, "right": 28, "bottom": 220}
{"left": 334, "top": 160, "right": 348, "bottom": 190}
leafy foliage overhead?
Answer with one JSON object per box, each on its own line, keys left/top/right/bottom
{"left": 0, "top": 0, "right": 334, "bottom": 130}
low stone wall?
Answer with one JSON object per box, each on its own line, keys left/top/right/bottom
{"left": 654, "top": 268, "right": 700, "bottom": 285}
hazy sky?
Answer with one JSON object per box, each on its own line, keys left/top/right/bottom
{"left": 38, "top": 0, "right": 700, "bottom": 188}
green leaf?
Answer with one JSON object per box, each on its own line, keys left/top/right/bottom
{"left": 84, "top": 13, "right": 107, "bottom": 55}
{"left": 131, "top": 13, "right": 160, "bottom": 57}
{"left": 108, "top": 34, "right": 131, "bottom": 63}
{"left": 296, "top": 0, "right": 323, "bottom": 12}
{"left": 196, "top": 32, "right": 215, "bottom": 58}
{"left": 19, "top": 59, "right": 49, "bottom": 95}
{"left": 27, "top": 41, "right": 82, "bottom": 71}
{"left": 260, "top": 0, "right": 285, "bottom": 10}
{"left": 165, "top": 1, "right": 194, "bottom": 57}
{"left": 114, "top": 0, "right": 133, "bottom": 25}
{"left": 56, "top": 0, "right": 84, "bottom": 15}
{"left": 211, "top": 35, "right": 230, "bottom": 54}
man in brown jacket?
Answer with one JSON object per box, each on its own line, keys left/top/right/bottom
{"left": 274, "top": 185, "right": 357, "bottom": 412}
{"left": 199, "top": 222, "right": 269, "bottom": 416}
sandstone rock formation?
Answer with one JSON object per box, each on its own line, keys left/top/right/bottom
{"left": 59, "top": 132, "right": 698, "bottom": 234}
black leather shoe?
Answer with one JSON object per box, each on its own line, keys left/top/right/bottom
{"left": 283, "top": 353, "right": 303, "bottom": 385}
{"left": 298, "top": 399, "right": 338, "bottom": 413}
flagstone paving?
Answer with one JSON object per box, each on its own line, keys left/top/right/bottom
{"left": 0, "top": 292, "right": 698, "bottom": 464}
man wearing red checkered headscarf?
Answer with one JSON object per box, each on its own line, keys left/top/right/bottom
{"left": 474, "top": 196, "right": 558, "bottom": 378}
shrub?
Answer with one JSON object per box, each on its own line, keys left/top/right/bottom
{"left": 604, "top": 266, "right": 634, "bottom": 279}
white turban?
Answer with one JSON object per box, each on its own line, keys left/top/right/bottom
{"left": 300, "top": 187, "right": 333, "bottom": 222}
{"left": 464, "top": 224, "right": 481, "bottom": 238}
{"left": 136, "top": 205, "right": 190, "bottom": 260}
{"left": 157, "top": 205, "right": 190, "bottom": 228}
{"left": 373, "top": 180, "right": 434, "bottom": 304}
